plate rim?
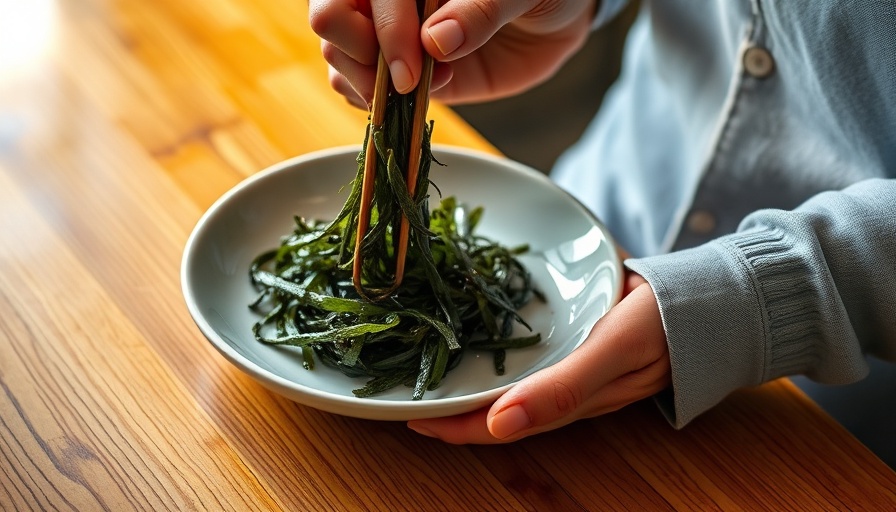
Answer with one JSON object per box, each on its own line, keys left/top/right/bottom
{"left": 180, "top": 144, "right": 623, "bottom": 420}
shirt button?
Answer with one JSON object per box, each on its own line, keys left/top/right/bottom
{"left": 743, "top": 45, "right": 775, "bottom": 79}
{"left": 687, "top": 210, "right": 717, "bottom": 235}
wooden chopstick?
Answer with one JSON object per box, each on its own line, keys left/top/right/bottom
{"left": 392, "top": 0, "right": 438, "bottom": 291}
{"left": 352, "top": 53, "right": 391, "bottom": 298}
{"left": 353, "top": 0, "right": 439, "bottom": 299}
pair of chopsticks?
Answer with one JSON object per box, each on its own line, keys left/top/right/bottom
{"left": 352, "top": 0, "right": 439, "bottom": 299}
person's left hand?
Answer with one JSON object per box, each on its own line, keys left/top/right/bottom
{"left": 407, "top": 270, "right": 671, "bottom": 444}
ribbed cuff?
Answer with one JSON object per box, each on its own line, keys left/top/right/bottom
{"left": 626, "top": 226, "right": 833, "bottom": 428}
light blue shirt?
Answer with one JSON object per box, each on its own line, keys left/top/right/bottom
{"left": 553, "top": 0, "right": 896, "bottom": 427}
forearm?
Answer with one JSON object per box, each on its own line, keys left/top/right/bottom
{"left": 627, "top": 178, "right": 896, "bottom": 427}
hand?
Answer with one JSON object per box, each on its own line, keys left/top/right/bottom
{"left": 407, "top": 269, "right": 671, "bottom": 444}
{"left": 309, "top": 0, "right": 597, "bottom": 107}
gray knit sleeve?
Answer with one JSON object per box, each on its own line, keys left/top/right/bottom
{"left": 625, "top": 179, "right": 896, "bottom": 428}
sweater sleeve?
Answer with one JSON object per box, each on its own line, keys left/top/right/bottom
{"left": 625, "top": 178, "right": 896, "bottom": 428}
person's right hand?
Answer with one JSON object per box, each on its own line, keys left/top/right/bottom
{"left": 309, "top": 0, "right": 597, "bottom": 108}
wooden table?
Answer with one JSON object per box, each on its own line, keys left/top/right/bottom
{"left": 1, "top": 1, "right": 894, "bottom": 510}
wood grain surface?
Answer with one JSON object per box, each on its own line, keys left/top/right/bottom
{"left": 1, "top": 1, "right": 894, "bottom": 510}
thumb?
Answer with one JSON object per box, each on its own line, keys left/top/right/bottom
{"left": 421, "top": 0, "right": 586, "bottom": 60}
{"left": 486, "top": 282, "right": 666, "bottom": 439}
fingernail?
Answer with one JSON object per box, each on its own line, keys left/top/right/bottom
{"left": 427, "top": 19, "right": 465, "bottom": 56}
{"left": 488, "top": 404, "right": 531, "bottom": 439}
{"left": 389, "top": 59, "right": 414, "bottom": 93}
{"left": 408, "top": 424, "right": 438, "bottom": 439}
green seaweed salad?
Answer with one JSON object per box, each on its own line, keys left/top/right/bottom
{"left": 249, "top": 91, "right": 542, "bottom": 400}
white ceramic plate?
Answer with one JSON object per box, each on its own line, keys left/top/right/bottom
{"left": 181, "top": 145, "right": 622, "bottom": 421}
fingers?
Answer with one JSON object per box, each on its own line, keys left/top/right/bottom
{"left": 409, "top": 353, "right": 670, "bottom": 445}
{"left": 422, "top": 1, "right": 540, "bottom": 61}
{"left": 430, "top": 62, "right": 454, "bottom": 94}
{"left": 421, "top": 0, "right": 594, "bottom": 61}
{"left": 369, "top": 0, "right": 427, "bottom": 93}
{"left": 486, "top": 282, "right": 667, "bottom": 439}
{"left": 487, "top": 353, "right": 670, "bottom": 441}
{"left": 311, "top": 0, "right": 437, "bottom": 101}
{"left": 328, "top": 66, "right": 368, "bottom": 109}
{"left": 312, "top": 0, "right": 597, "bottom": 105}
{"left": 422, "top": 1, "right": 596, "bottom": 103}
{"left": 311, "top": 1, "right": 378, "bottom": 105}
{"left": 309, "top": 1, "right": 379, "bottom": 66}
{"left": 408, "top": 280, "right": 670, "bottom": 444}
{"left": 409, "top": 408, "right": 494, "bottom": 445}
